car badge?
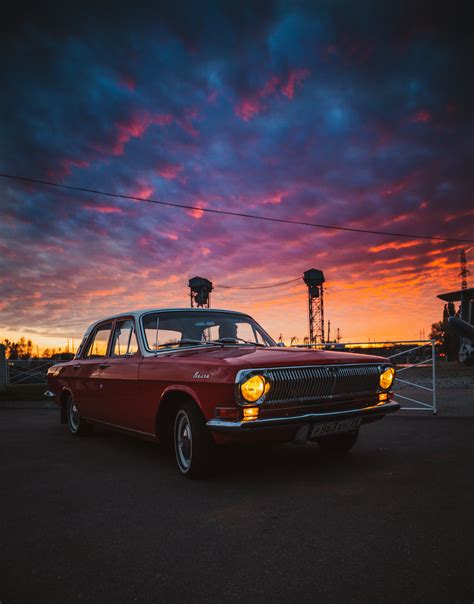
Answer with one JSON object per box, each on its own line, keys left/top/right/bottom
{"left": 193, "top": 371, "right": 210, "bottom": 379}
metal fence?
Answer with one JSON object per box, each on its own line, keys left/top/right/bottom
{"left": 387, "top": 341, "right": 436, "bottom": 414}
{"left": 6, "top": 359, "right": 55, "bottom": 385}
{"left": 295, "top": 339, "right": 437, "bottom": 414}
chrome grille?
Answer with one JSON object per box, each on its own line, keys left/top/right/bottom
{"left": 265, "top": 364, "right": 381, "bottom": 404}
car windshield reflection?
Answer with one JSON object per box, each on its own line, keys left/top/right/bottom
{"left": 141, "top": 311, "right": 276, "bottom": 351}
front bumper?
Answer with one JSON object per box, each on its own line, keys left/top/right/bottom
{"left": 207, "top": 400, "right": 400, "bottom": 432}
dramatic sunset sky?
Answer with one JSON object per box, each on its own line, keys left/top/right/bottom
{"left": 1, "top": 1, "right": 472, "bottom": 351}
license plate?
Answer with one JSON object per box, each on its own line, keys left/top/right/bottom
{"left": 310, "top": 417, "right": 361, "bottom": 439}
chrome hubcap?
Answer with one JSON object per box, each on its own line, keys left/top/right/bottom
{"left": 68, "top": 399, "right": 80, "bottom": 432}
{"left": 175, "top": 411, "right": 192, "bottom": 472}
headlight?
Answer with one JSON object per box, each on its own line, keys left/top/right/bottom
{"left": 240, "top": 374, "right": 268, "bottom": 403}
{"left": 380, "top": 367, "right": 395, "bottom": 390}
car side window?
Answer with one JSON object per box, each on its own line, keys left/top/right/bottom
{"left": 83, "top": 323, "right": 113, "bottom": 359}
{"left": 111, "top": 320, "right": 139, "bottom": 357}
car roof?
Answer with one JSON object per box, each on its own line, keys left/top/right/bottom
{"left": 83, "top": 308, "right": 252, "bottom": 336}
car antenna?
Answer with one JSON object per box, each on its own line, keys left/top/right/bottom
{"left": 154, "top": 316, "right": 159, "bottom": 353}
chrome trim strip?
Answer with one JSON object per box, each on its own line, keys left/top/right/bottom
{"left": 207, "top": 400, "right": 400, "bottom": 431}
{"left": 234, "top": 362, "right": 388, "bottom": 383}
{"left": 83, "top": 417, "right": 155, "bottom": 437}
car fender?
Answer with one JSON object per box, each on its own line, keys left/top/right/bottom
{"left": 159, "top": 384, "right": 203, "bottom": 413}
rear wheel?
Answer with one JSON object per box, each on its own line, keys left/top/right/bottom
{"left": 173, "top": 402, "right": 214, "bottom": 479}
{"left": 317, "top": 430, "right": 359, "bottom": 457}
{"left": 66, "top": 394, "right": 93, "bottom": 437}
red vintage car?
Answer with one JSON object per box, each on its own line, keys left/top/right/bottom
{"left": 46, "top": 308, "right": 399, "bottom": 478}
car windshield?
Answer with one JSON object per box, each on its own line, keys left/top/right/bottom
{"left": 141, "top": 311, "right": 276, "bottom": 351}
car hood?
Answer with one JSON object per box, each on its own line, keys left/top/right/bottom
{"left": 169, "top": 345, "right": 388, "bottom": 369}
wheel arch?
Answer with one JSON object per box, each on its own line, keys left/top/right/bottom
{"left": 59, "top": 388, "right": 73, "bottom": 424}
{"left": 155, "top": 386, "right": 204, "bottom": 443}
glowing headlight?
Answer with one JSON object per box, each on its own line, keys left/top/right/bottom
{"left": 240, "top": 374, "right": 268, "bottom": 403}
{"left": 380, "top": 367, "right": 395, "bottom": 390}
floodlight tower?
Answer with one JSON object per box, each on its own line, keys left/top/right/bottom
{"left": 303, "top": 268, "right": 325, "bottom": 345}
{"left": 460, "top": 249, "right": 470, "bottom": 290}
{"left": 188, "top": 276, "right": 213, "bottom": 308}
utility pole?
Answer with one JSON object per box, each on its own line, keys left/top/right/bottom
{"left": 327, "top": 320, "right": 331, "bottom": 343}
{"left": 336, "top": 328, "right": 341, "bottom": 343}
{"left": 459, "top": 249, "right": 470, "bottom": 290}
{"left": 303, "top": 268, "right": 325, "bottom": 345}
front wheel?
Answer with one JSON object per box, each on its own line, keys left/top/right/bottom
{"left": 173, "top": 402, "right": 215, "bottom": 478}
{"left": 66, "top": 394, "right": 93, "bottom": 436}
{"left": 317, "top": 430, "right": 359, "bottom": 457}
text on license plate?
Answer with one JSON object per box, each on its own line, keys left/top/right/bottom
{"left": 310, "top": 417, "right": 361, "bottom": 439}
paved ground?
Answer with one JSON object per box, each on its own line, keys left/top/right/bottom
{"left": 1, "top": 410, "right": 473, "bottom": 604}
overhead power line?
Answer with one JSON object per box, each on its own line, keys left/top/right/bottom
{"left": 215, "top": 277, "right": 302, "bottom": 290}
{"left": 1, "top": 172, "right": 473, "bottom": 243}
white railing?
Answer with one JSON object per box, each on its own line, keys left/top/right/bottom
{"left": 387, "top": 341, "right": 436, "bottom": 414}
{"left": 6, "top": 359, "right": 54, "bottom": 385}
{"left": 294, "top": 339, "right": 437, "bottom": 414}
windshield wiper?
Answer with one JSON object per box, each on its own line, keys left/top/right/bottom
{"left": 178, "top": 339, "right": 223, "bottom": 346}
{"left": 209, "top": 338, "right": 266, "bottom": 347}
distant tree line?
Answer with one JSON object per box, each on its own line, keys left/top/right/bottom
{"left": 1, "top": 338, "right": 59, "bottom": 359}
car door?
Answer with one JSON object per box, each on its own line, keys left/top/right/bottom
{"left": 97, "top": 318, "right": 142, "bottom": 430}
{"left": 73, "top": 322, "right": 113, "bottom": 421}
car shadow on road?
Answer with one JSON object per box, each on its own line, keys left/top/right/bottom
{"left": 90, "top": 424, "right": 396, "bottom": 485}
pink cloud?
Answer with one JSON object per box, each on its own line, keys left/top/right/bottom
{"left": 260, "top": 75, "right": 280, "bottom": 97}
{"left": 235, "top": 98, "right": 261, "bottom": 121}
{"left": 177, "top": 107, "right": 200, "bottom": 138}
{"left": 235, "top": 75, "right": 282, "bottom": 121}
{"left": 47, "top": 157, "right": 90, "bottom": 179}
{"left": 135, "top": 186, "right": 154, "bottom": 200}
{"left": 381, "top": 180, "right": 406, "bottom": 197}
{"left": 281, "top": 68, "right": 310, "bottom": 99}
{"left": 444, "top": 208, "right": 474, "bottom": 222}
{"left": 157, "top": 162, "right": 183, "bottom": 180}
{"left": 235, "top": 70, "right": 310, "bottom": 120}
{"left": 388, "top": 213, "right": 410, "bottom": 224}
{"left": 84, "top": 204, "right": 124, "bottom": 214}
{"left": 112, "top": 112, "right": 173, "bottom": 155}
{"left": 262, "top": 192, "right": 285, "bottom": 205}
{"left": 187, "top": 200, "right": 206, "bottom": 219}
{"left": 369, "top": 240, "right": 423, "bottom": 253}
{"left": 411, "top": 109, "right": 431, "bottom": 123}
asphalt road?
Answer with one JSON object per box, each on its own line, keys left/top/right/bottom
{"left": 1, "top": 410, "right": 473, "bottom": 604}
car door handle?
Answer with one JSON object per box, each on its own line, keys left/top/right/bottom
{"left": 99, "top": 363, "right": 111, "bottom": 370}
{"left": 73, "top": 364, "right": 82, "bottom": 370}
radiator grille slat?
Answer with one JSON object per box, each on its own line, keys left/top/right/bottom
{"left": 265, "top": 364, "right": 380, "bottom": 404}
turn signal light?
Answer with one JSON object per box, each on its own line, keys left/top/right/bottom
{"left": 242, "top": 407, "right": 259, "bottom": 421}
{"left": 215, "top": 407, "right": 239, "bottom": 420}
